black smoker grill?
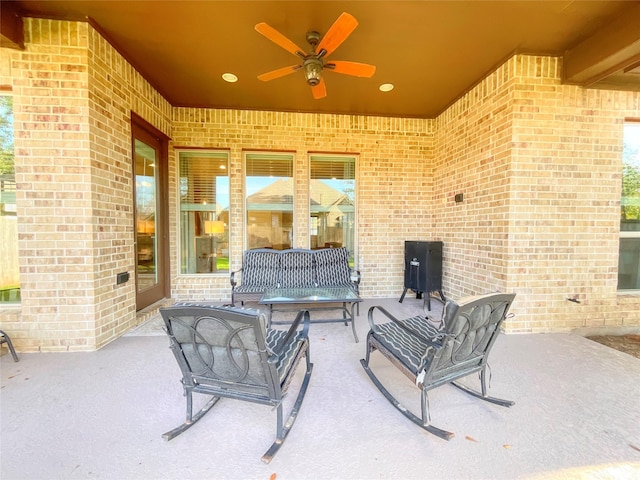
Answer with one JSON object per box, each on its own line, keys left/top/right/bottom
{"left": 399, "top": 240, "right": 445, "bottom": 310}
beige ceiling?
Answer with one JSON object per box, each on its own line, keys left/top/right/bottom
{"left": 3, "top": 1, "right": 640, "bottom": 118}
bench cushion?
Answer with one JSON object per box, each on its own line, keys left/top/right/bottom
{"left": 372, "top": 316, "right": 443, "bottom": 374}
{"left": 314, "top": 247, "right": 351, "bottom": 287}
{"left": 280, "top": 250, "right": 316, "bottom": 288}
{"left": 241, "top": 249, "right": 282, "bottom": 287}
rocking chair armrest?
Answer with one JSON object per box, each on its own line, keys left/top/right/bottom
{"left": 423, "top": 308, "right": 442, "bottom": 325}
{"left": 268, "top": 310, "right": 311, "bottom": 360}
{"left": 367, "top": 305, "right": 399, "bottom": 333}
{"left": 367, "top": 305, "right": 446, "bottom": 348}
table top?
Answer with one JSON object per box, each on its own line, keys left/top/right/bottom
{"left": 260, "top": 287, "right": 362, "bottom": 304}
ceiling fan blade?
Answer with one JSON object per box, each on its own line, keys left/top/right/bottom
{"left": 327, "top": 61, "right": 376, "bottom": 78}
{"left": 316, "top": 12, "right": 358, "bottom": 58}
{"left": 311, "top": 78, "right": 327, "bottom": 99}
{"left": 257, "top": 65, "right": 300, "bottom": 82}
{"left": 255, "top": 23, "right": 305, "bottom": 57}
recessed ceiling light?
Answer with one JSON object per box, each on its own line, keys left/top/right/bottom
{"left": 222, "top": 73, "right": 238, "bottom": 83}
{"left": 379, "top": 83, "right": 394, "bottom": 92}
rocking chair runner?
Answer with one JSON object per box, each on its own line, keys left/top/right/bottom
{"left": 361, "top": 292, "right": 516, "bottom": 440}
{"left": 160, "top": 304, "right": 313, "bottom": 463}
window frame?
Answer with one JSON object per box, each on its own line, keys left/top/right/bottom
{"left": 619, "top": 121, "right": 640, "bottom": 292}
{"left": 308, "top": 153, "right": 358, "bottom": 267}
{"left": 177, "top": 149, "right": 230, "bottom": 275}
{"left": 243, "top": 151, "right": 295, "bottom": 251}
{"left": 0, "top": 91, "right": 19, "bottom": 304}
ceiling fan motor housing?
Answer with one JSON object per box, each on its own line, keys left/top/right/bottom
{"left": 306, "top": 31, "right": 321, "bottom": 49}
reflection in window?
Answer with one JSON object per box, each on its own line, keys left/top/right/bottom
{"left": 245, "top": 152, "right": 294, "bottom": 250}
{"left": 135, "top": 139, "right": 158, "bottom": 287}
{"left": 619, "top": 122, "right": 640, "bottom": 290}
{"left": 0, "top": 94, "right": 19, "bottom": 303}
{"left": 179, "top": 151, "right": 230, "bottom": 274}
{"left": 310, "top": 155, "right": 356, "bottom": 265}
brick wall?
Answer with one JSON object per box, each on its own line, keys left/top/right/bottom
{"left": 434, "top": 55, "right": 517, "bottom": 303}
{"left": 171, "top": 110, "right": 435, "bottom": 302}
{"left": 87, "top": 25, "right": 171, "bottom": 347}
{"left": 0, "top": 19, "right": 171, "bottom": 351}
{"left": 507, "top": 57, "right": 640, "bottom": 332}
{"left": 435, "top": 55, "right": 640, "bottom": 332}
{"left": 1, "top": 20, "right": 638, "bottom": 352}
{"left": 0, "top": 19, "right": 94, "bottom": 351}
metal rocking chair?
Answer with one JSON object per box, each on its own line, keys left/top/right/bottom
{"left": 361, "top": 292, "right": 516, "bottom": 440}
{"left": 160, "top": 304, "right": 313, "bottom": 463}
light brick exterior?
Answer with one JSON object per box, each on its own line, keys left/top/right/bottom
{"left": 0, "top": 19, "right": 171, "bottom": 351}
{"left": 0, "top": 19, "right": 638, "bottom": 351}
{"left": 170, "top": 110, "right": 434, "bottom": 302}
{"left": 434, "top": 55, "right": 640, "bottom": 332}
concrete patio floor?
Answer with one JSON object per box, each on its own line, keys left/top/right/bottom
{"left": 1, "top": 296, "right": 640, "bottom": 480}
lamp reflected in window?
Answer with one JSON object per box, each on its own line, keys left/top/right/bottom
{"left": 205, "top": 220, "right": 225, "bottom": 272}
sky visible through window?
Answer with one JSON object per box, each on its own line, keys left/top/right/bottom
{"left": 626, "top": 123, "right": 640, "bottom": 164}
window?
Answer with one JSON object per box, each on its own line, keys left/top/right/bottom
{"left": 309, "top": 154, "right": 356, "bottom": 265}
{"left": 619, "top": 122, "right": 640, "bottom": 290}
{"left": 0, "top": 94, "right": 19, "bottom": 303}
{"left": 245, "top": 152, "right": 294, "bottom": 250}
{"left": 178, "top": 150, "right": 229, "bottom": 274}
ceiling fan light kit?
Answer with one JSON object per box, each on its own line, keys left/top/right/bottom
{"left": 303, "top": 58, "right": 323, "bottom": 86}
{"left": 255, "top": 12, "right": 376, "bottom": 99}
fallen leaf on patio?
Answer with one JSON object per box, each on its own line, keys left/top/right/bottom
{"left": 503, "top": 444, "right": 512, "bottom": 449}
{"left": 630, "top": 444, "right": 640, "bottom": 453}
{"left": 465, "top": 436, "right": 478, "bottom": 443}
{"left": 269, "top": 473, "right": 277, "bottom": 480}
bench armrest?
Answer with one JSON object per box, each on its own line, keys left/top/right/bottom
{"left": 230, "top": 268, "right": 242, "bottom": 288}
{"left": 350, "top": 268, "right": 361, "bottom": 285}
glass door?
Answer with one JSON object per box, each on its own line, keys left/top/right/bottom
{"left": 132, "top": 117, "right": 168, "bottom": 310}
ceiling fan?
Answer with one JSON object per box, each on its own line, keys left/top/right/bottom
{"left": 255, "top": 12, "right": 376, "bottom": 99}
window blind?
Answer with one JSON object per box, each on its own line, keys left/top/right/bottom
{"left": 179, "top": 151, "right": 228, "bottom": 206}
{"left": 245, "top": 153, "right": 293, "bottom": 177}
{"left": 310, "top": 155, "right": 356, "bottom": 179}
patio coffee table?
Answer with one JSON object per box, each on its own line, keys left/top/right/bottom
{"left": 259, "top": 287, "right": 362, "bottom": 342}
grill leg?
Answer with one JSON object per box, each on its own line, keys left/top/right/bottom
{"left": 399, "top": 288, "right": 408, "bottom": 303}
